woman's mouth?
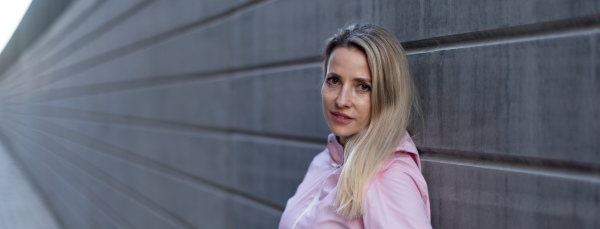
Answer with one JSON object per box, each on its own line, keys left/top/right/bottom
{"left": 331, "top": 111, "right": 352, "bottom": 124}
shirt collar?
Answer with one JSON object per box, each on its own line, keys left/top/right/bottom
{"left": 327, "top": 133, "right": 344, "bottom": 168}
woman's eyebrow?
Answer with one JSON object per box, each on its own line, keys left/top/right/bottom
{"left": 325, "top": 73, "right": 371, "bottom": 83}
{"left": 353, "top": 77, "right": 371, "bottom": 83}
{"left": 326, "top": 72, "right": 340, "bottom": 77}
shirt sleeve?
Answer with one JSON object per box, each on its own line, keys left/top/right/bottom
{"left": 362, "top": 156, "right": 432, "bottom": 229}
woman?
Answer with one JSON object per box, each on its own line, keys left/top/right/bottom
{"left": 279, "top": 24, "right": 432, "bottom": 228}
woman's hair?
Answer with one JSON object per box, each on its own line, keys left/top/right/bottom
{"left": 322, "top": 24, "right": 419, "bottom": 219}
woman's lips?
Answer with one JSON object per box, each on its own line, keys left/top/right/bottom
{"left": 331, "top": 111, "right": 352, "bottom": 124}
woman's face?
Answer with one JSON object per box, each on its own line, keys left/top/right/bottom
{"left": 322, "top": 46, "right": 372, "bottom": 146}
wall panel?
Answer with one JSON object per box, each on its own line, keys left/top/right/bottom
{"left": 411, "top": 33, "right": 599, "bottom": 165}
{"left": 231, "top": 134, "right": 323, "bottom": 208}
{"left": 0, "top": 0, "right": 598, "bottom": 228}
{"left": 39, "top": 78, "right": 231, "bottom": 128}
{"left": 230, "top": 65, "right": 329, "bottom": 139}
{"left": 422, "top": 159, "right": 600, "bottom": 229}
{"left": 42, "top": 118, "right": 231, "bottom": 187}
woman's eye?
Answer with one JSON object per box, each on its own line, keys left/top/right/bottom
{"left": 326, "top": 77, "right": 340, "bottom": 85}
{"left": 357, "top": 84, "right": 371, "bottom": 92}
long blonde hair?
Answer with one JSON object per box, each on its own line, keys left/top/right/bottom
{"left": 322, "top": 24, "right": 419, "bottom": 219}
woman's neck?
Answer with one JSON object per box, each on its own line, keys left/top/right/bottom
{"left": 336, "top": 135, "right": 347, "bottom": 147}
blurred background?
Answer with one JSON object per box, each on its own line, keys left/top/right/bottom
{"left": 0, "top": 0, "right": 598, "bottom": 228}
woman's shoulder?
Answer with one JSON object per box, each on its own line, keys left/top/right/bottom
{"left": 361, "top": 132, "right": 431, "bottom": 226}
{"left": 366, "top": 155, "right": 429, "bottom": 202}
{"left": 381, "top": 150, "right": 422, "bottom": 175}
{"left": 379, "top": 132, "right": 422, "bottom": 174}
{"left": 362, "top": 151, "right": 432, "bottom": 228}
{"left": 371, "top": 135, "right": 427, "bottom": 198}
{"left": 373, "top": 150, "right": 426, "bottom": 191}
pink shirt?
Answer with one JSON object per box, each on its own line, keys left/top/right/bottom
{"left": 279, "top": 132, "right": 432, "bottom": 229}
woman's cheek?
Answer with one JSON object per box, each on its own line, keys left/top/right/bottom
{"left": 321, "top": 88, "right": 336, "bottom": 106}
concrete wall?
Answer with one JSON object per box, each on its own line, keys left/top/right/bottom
{"left": 0, "top": 0, "right": 598, "bottom": 228}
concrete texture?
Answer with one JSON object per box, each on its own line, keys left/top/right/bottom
{"left": 422, "top": 159, "right": 600, "bottom": 228}
{"left": 42, "top": 78, "right": 231, "bottom": 128}
{"left": 231, "top": 134, "right": 323, "bottom": 208}
{"left": 411, "top": 33, "right": 600, "bottom": 165}
{"left": 230, "top": 65, "right": 330, "bottom": 139}
{"left": 0, "top": 0, "right": 598, "bottom": 228}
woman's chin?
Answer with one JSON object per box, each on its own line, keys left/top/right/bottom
{"left": 330, "top": 130, "right": 356, "bottom": 142}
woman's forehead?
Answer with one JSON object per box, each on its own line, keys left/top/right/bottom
{"left": 327, "top": 47, "right": 371, "bottom": 80}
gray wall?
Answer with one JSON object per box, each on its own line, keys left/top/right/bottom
{"left": 0, "top": 0, "right": 598, "bottom": 228}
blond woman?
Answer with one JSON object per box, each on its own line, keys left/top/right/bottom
{"left": 279, "top": 24, "right": 432, "bottom": 229}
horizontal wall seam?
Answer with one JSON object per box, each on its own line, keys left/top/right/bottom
{"left": 420, "top": 147, "right": 600, "bottom": 182}
{"left": 404, "top": 13, "right": 600, "bottom": 54}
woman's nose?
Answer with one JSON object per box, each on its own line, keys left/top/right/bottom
{"left": 335, "top": 88, "right": 351, "bottom": 108}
